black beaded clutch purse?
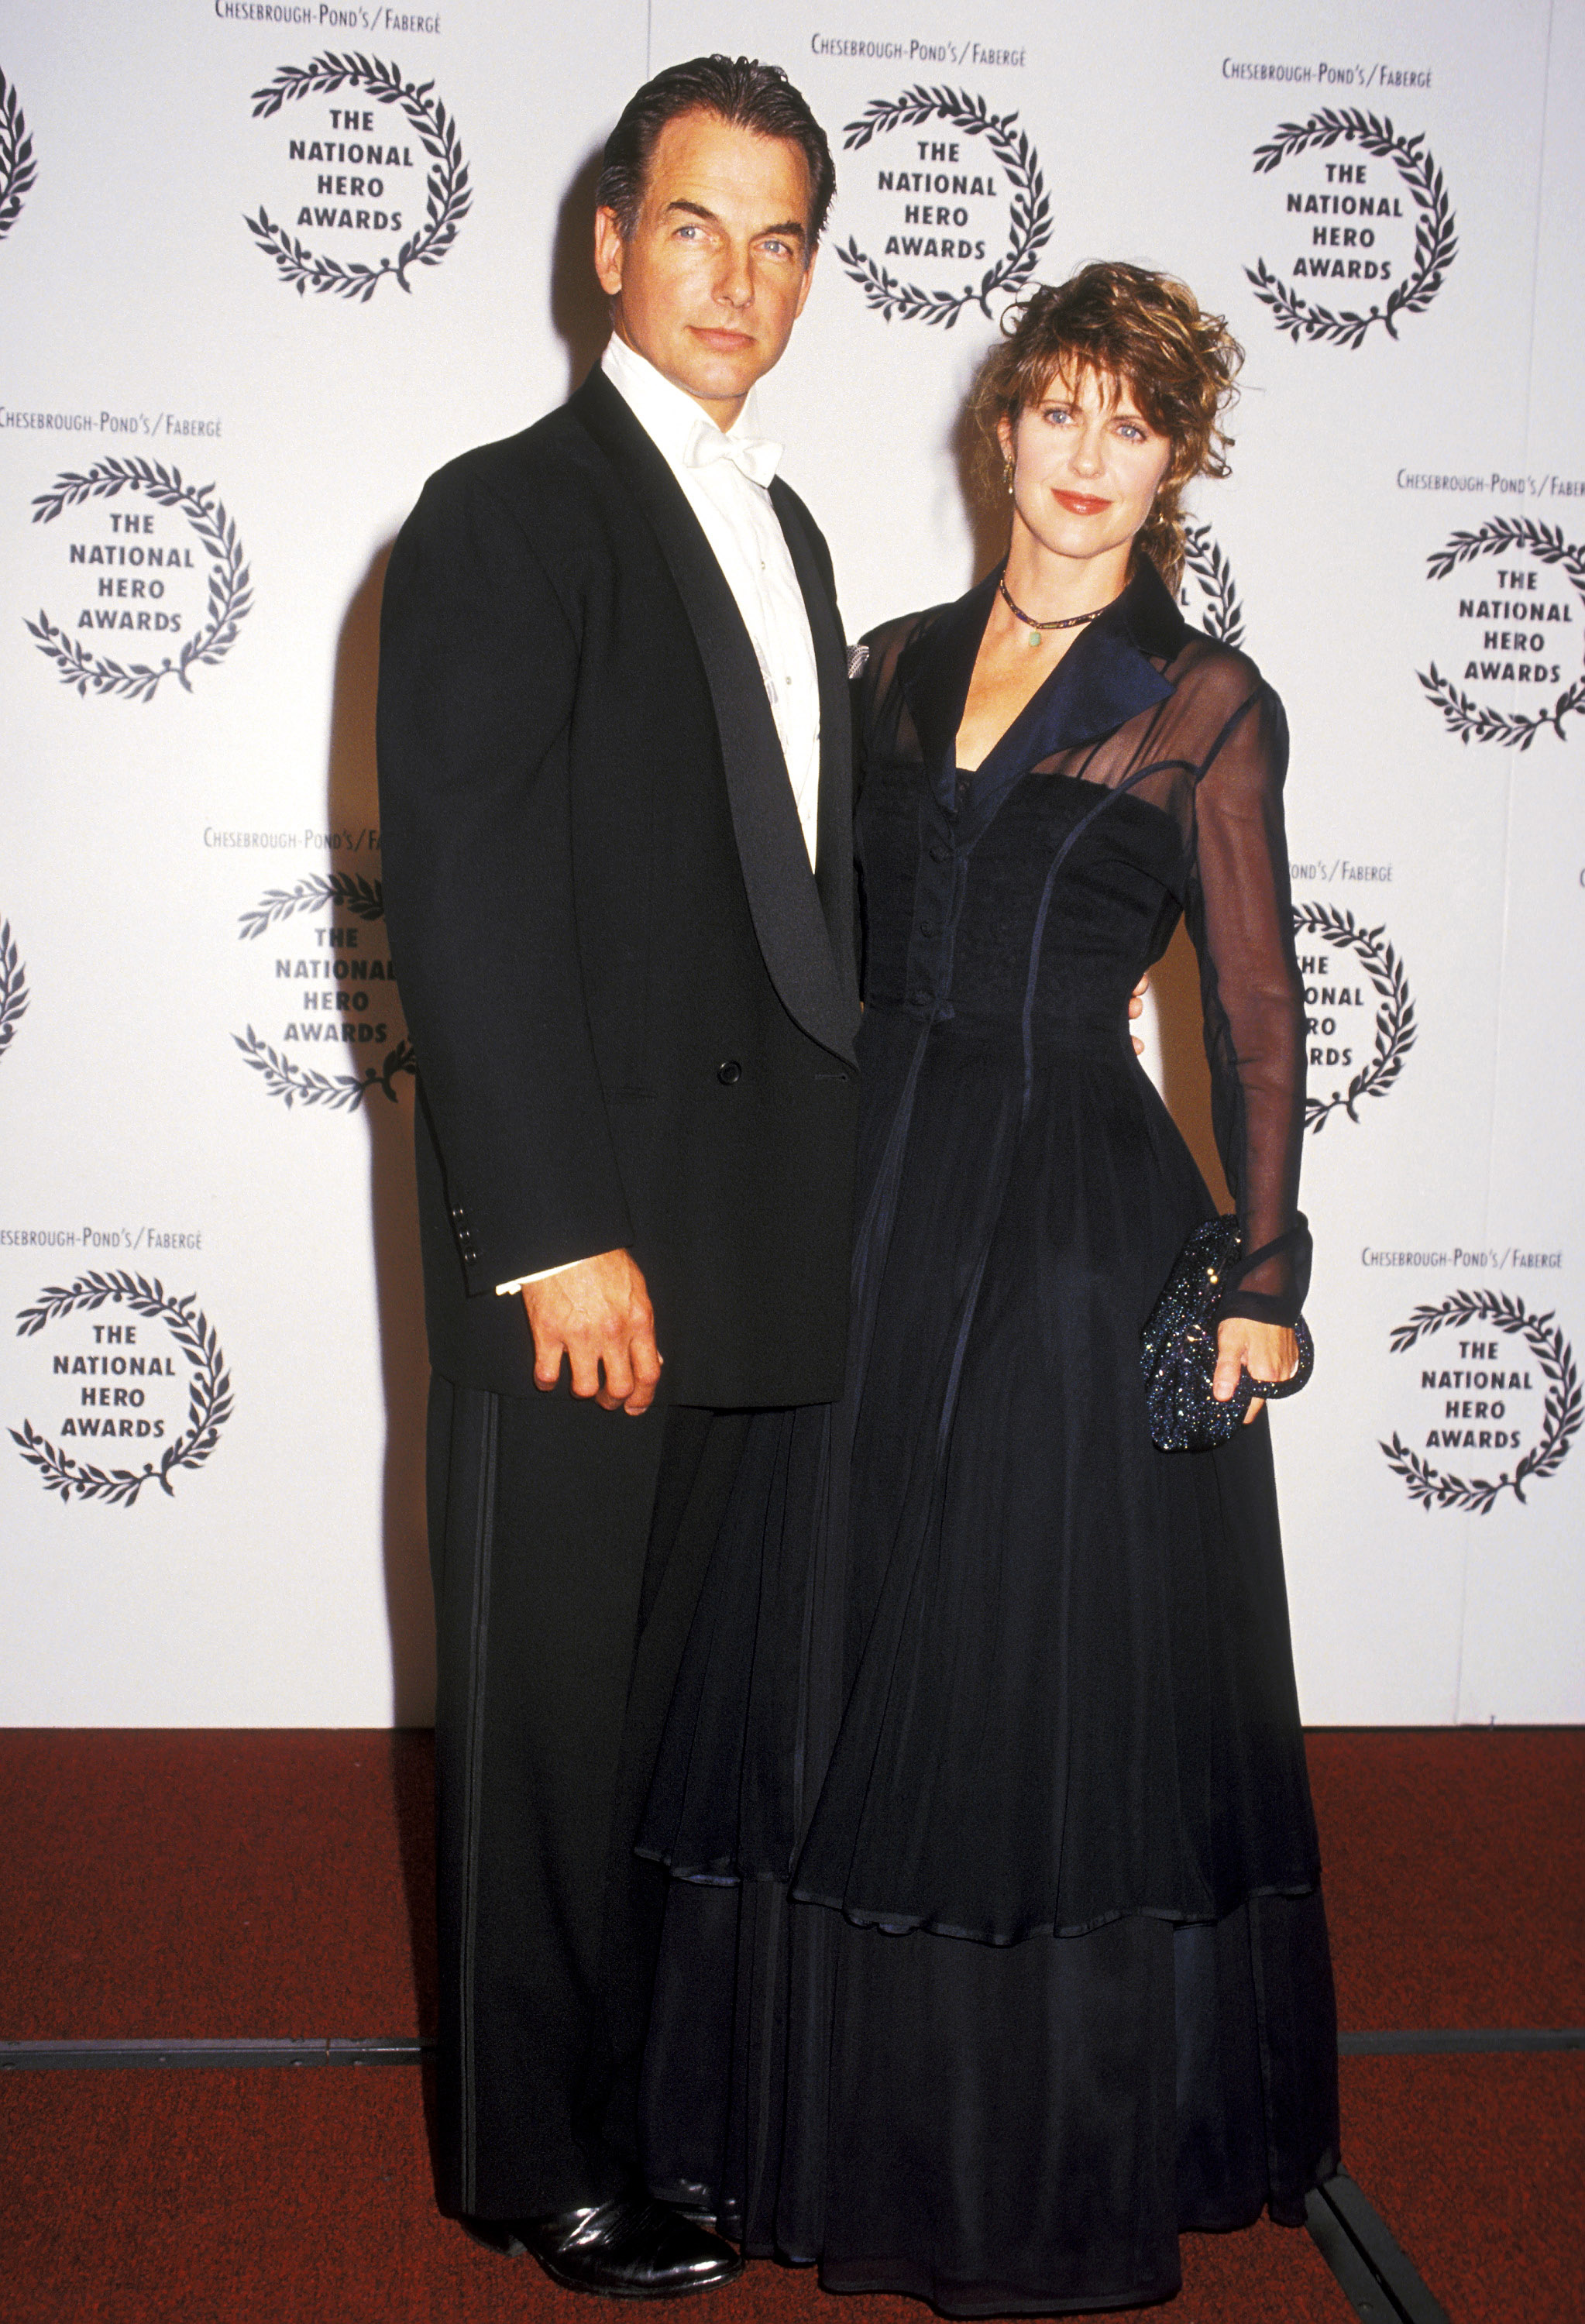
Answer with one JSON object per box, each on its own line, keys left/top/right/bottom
{"left": 1140, "top": 1217, "right": 1314, "bottom": 1452}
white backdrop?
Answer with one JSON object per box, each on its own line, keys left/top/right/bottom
{"left": 1, "top": 0, "right": 1580, "bottom": 1726}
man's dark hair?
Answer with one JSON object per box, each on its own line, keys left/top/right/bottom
{"left": 596, "top": 55, "right": 835, "bottom": 255}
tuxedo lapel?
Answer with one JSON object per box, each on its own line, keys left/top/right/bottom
{"left": 772, "top": 478, "right": 861, "bottom": 1030}
{"left": 572, "top": 370, "right": 858, "bottom": 1067}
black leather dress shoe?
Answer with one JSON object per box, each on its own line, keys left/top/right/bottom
{"left": 649, "top": 2179, "right": 717, "bottom": 2229}
{"left": 459, "top": 2196, "right": 744, "bottom": 2296}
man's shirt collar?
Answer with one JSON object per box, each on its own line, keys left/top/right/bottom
{"left": 600, "top": 332, "right": 782, "bottom": 489}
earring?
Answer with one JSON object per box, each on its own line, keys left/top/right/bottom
{"left": 1003, "top": 458, "right": 1015, "bottom": 496}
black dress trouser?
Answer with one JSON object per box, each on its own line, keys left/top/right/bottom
{"left": 426, "top": 1372, "right": 751, "bottom": 2220}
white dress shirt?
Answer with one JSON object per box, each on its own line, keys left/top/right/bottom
{"left": 498, "top": 334, "right": 824, "bottom": 1296}
{"left": 600, "top": 332, "right": 822, "bottom": 864}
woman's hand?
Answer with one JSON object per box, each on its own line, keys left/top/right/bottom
{"left": 1127, "top": 971, "right": 1150, "bottom": 1054}
{"left": 1212, "top": 1318, "right": 1299, "bottom": 1425}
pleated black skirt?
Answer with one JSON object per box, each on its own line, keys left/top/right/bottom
{"left": 635, "top": 968, "right": 1340, "bottom": 2308}
{"left": 641, "top": 1875, "right": 1336, "bottom": 2312}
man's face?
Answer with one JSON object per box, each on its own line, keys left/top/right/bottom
{"left": 595, "top": 108, "right": 817, "bottom": 424}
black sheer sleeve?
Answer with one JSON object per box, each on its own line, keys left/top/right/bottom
{"left": 1183, "top": 677, "right": 1311, "bottom": 1325}
{"left": 851, "top": 606, "right": 943, "bottom": 796}
{"left": 851, "top": 609, "right": 945, "bottom": 998}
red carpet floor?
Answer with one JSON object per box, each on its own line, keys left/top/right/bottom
{"left": 0, "top": 2068, "right": 1363, "bottom": 2324}
{"left": 1, "top": 1729, "right": 1581, "bottom": 2320}
{"left": 1304, "top": 1728, "right": 1585, "bottom": 2030}
{"left": 1337, "top": 2053, "right": 1583, "bottom": 2324}
{"left": 0, "top": 1730, "right": 435, "bottom": 2040}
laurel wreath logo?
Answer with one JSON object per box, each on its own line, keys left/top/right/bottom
{"left": 25, "top": 459, "right": 253, "bottom": 703}
{"left": 1290, "top": 903, "right": 1417, "bottom": 1132}
{"left": 837, "top": 87, "right": 1050, "bottom": 328}
{"left": 233, "top": 1026, "right": 417, "bottom": 1111}
{"left": 1180, "top": 521, "right": 1245, "bottom": 648}
{"left": 0, "top": 919, "right": 29, "bottom": 1062}
{"left": 1380, "top": 1291, "right": 1580, "bottom": 1514}
{"left": 0, "top": 66, "right": 37, "bottom": 247}
{"left": 237, "top": 871, "right": 386, "bottom": 941}
{"left": 246, "top": 53, "right": 470, "bottom": 301}
{"left": 1417, "top": 517, "right": 1585, "bottom": 749}
{"left": 232, "top": 871, "right": 415, "bottom": 1111}
{"left": 1246, "top": 109, "right": 1456, "bottom": 349}
{"left": 11, "top": 1274, "right": 233, "bottom": 1507}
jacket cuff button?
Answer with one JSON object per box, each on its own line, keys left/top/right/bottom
{"left": 716, "top": 1060, "right": 742, "bottom": 1086}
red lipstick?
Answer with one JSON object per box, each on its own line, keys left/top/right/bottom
{"left": 1054, "top": 491, "right": 1110, "bottom": 515}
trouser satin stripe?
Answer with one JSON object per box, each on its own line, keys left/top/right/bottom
{"left": 457, "top": 1388, "right": 498, "bottom": 2215}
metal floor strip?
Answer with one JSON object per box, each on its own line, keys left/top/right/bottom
{"left": 0, "top": 2038, "right": 431, "bottom": 2071}
{"left": 1306, "top": 2171, "right": 1453, "bottom": 2324}
{"left": 2, "top": 2028, "right": 1580, "bottom": 2071}
{"left": 1339, "top": 2027, "right": 1584, "bottom": 2054}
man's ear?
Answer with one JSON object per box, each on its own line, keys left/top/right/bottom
{"left": 593, "top": 205, "right": 625, "bottom": 297}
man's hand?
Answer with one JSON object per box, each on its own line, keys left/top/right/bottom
{"left": 1212, "top": 1318, "right": 1299, "bottom": 1427}
{"left": 521, "top": 1250, "right": 662, "bottom": 1415}
{"left": 1128, "top": 971, "right": 1150, "bottom": 1056}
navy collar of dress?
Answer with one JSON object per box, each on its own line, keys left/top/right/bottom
{"left": 897, "top": 555, "right": 1191, "bottom": 821}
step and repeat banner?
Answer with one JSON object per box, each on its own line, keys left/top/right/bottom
{"left": 1, "top": 0, "right": 1580, "bottom": 1724}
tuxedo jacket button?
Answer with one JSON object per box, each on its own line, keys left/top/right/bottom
{"left": 717, "top": 1060, "right": 742, "bottom": 1085}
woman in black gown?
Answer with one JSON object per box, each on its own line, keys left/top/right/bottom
{"left": 638, "top": 263, "right": 1339, "bottom": 2314}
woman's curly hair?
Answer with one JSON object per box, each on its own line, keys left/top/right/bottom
{"left": 971, "top": 261, "right": 1243, "bottom": 590}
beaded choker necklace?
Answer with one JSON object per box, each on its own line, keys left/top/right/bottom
{"left": 997, "top": 571, "right": 1113, "bottom": 649}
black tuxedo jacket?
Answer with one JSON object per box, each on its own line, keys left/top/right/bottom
{"left": 376, "top": 368, "right": 861, "bottom": 1408}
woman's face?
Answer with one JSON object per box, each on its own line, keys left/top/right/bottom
{"left": 999, "top": 365, "right": 1174, "bottom": 572}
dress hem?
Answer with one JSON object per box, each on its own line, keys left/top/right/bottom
{"left": 724, "top": 2196, "right": 1317, "bottom": 2317}
{"left": 638, "top": 1855, "right": 1323, "bottom": 1948}
{"left": 801, "top": 2254, "right": 1181, "bottom": 2316}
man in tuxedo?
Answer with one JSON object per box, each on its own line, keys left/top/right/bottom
{"left": 376, "top": 56, "right": 858, "bottom": 2297}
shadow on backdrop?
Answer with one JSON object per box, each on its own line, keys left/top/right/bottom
{"left": 951, "top": 355, "right": 1012, "bottom": 585}
{"left": 552, "top": 146, "right": 612, "bottom": 397}
{"left": 325, "top": 542, "right": 440, "bottom": 2082}
{"left": 323, "top": 541, "right": 435, "bottom": 1738}
{"left": 1149, "top": 920, "right": 1233, "bottom": 1210}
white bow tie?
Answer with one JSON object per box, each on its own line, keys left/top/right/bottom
{"left": 684, "top": 418, "right": 781, "bottom": 490}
